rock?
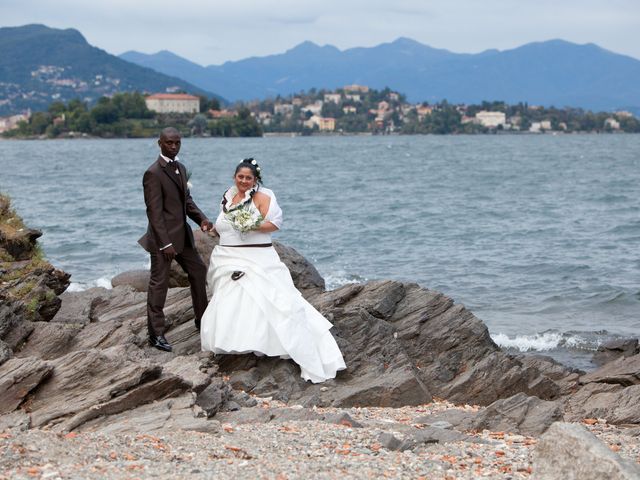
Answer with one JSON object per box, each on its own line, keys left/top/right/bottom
{"left": 0, "top": 299, "right": 34, "bottom": 351}
{"left": 61, "top": 373, "right": 191, "bottom": 432}
{"left": 323, "top": 412, "right": 363, "bottom": 428}
{"left": 564, "top": 383, "right": 640, "bottom": 424}
{"left": 427, "top": 420, "right": 453, "bottom": 430}
{"left": 52, "top": 287, "right": 113, "bottom": 324}
{"left": 467, "top": 392, "right": 564, "bottom": 436}
{"left": 215, "top": 406, "right": 324, "bottom": 425}
{"left": 415, "top": 409, "right": 477, "bottom": 430}
{"left": 1, "top": 227, "right": 42, "bottom": 261}
{"left": 0, "top": 357, "right": 53, "bottom": 414}
{"left": 412, "top": 426, "right": 471, "bottom": 445}
{"left": 228, "top": 390, "right": 258, "bottom": 408}
{"left": 316, "top": 281, "right": 567, "bottom": 406}
{"left": 223, "top": 400, "right": 241, "bottom": 412}
{"left": 516, "top": 354, "right": 582, "bottom": 395}
{"left": 111, "top": 269, "right": 184, "bottom": 291}
{"left": 0, "top": 199, "right": 590, "bottom": 429}
{"left": 0, "top": 410, "right": 30, "bottom": 432}
{"left": 195, "top": 377, "right": 232, "bottom": 417}
{"left": 14, "top": 322, "right": 83, "bottom": 360}
{"left": 592, "top": 339, "right": 639, "bottom": 367}
{"left": 532, "top": 422, "right": 640, "bottom": 479}
{"left": 78, "top": 394, "right": 221, "bottom": 434}
{"left": 581, "top": 353, "right": 640, "bottom": 386}
{"left": 111, "top": 269, "right": 150, "bottom": 292}
{"left": 26, "top": 346, "right": 180, "bottom": 428}
{"left": 214, "top": 280, "right": 575, "bottom": 408}
{"left": 377, "top": 432, "right": 405, "bottom": 451}
{"left": 162, "top": 355, "right": 214, "bottom": 393}
{"left": 0, "top": 340, "right": 12, "bottom": 366}
{"left": 273, "top": 241, "right": 325, "bottom": 294}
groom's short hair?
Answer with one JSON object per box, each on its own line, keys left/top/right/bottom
{"left": 160, "top": 127, "right": 180, "bottom": 139}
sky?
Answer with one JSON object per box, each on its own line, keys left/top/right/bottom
{"left": 2, "top": 0, "right": 639, "bottom": 65}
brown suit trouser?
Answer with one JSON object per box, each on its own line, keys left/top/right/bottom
{"left": 147, "top": 244, "right": 208, "bottom": 336}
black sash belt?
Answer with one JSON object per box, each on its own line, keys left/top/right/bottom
{"left": 220, "top": 243, "right": 272, "bottom": 248}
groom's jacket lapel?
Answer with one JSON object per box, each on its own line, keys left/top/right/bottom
{"left": 158, "top": 155, "right": 184, "bottom": 194}
{"left": 176, "top": 161, "right": 188, "bottom": 198}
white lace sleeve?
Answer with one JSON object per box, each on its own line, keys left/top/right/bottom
{"left": 262, "top": 188, "right": 283, "bottom": 229}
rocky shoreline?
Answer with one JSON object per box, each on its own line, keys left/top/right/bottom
{"left": 1, "top": 197, "right": 639, "bottom": 479}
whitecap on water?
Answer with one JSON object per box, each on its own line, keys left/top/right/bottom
{"left": 66, "top": 277, "right": 113, "bottom": 292}
{"left": 491, "top": 331, "right": 594, "bottom": 352}
{"left": 323, "top": 270, "right": 367, "bottom": 290}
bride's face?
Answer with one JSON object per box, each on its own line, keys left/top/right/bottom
{"left": 234, "top": 167, "right": 256, "bottom": 192}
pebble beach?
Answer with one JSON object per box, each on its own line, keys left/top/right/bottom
{"left": 2, "top": 399, "right": 639, "bottom": 480}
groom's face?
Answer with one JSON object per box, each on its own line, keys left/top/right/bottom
{"left": 158, "top": 132, "right": 181, "bottom": 160}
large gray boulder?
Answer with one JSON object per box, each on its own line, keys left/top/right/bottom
{"left": 532, "top": 422, "right": 640, "bottom": 479}
{"left": 564, "top": 383, "right": 640, "bottom": 424}
{"left": 580, "top": 353, "right": 640, "bottom": 387}
{"left": 218, "top": 280, "right": 571, "bottom": 407}
{"left": 466, "top": 392, "right": 564, "bottom": 436}
{"left": 592, "top": 339, "right": 639, "bottom": 367}
{"left": 0, "top": 357, "right": 53, "bottom": 414}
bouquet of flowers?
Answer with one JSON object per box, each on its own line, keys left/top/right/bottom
{"left": 225, "top": 205, "right": 263, "bottom": 233}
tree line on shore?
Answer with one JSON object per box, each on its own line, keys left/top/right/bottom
{"left": 2, "top": 93, "right": 262, "bottom": 139}
{"left": 3, "top": 90, "right": 639, "bottom": 139}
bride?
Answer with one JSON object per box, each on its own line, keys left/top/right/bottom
{"left": 200, "top": 158, "right": 346, "bottom": 383}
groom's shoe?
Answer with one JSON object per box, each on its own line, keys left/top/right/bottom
{"left": 149, "top": 334, "right": 172, "bottom": 352}
{"left": 194, "top": 318, "right": 201, "bottom": 330}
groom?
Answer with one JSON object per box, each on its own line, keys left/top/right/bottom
{"left": 138, "top": 127, "right": 213, "bottom": 352}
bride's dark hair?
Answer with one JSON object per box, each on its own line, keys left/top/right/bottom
{"left": 235, "top": 158, "right": 263, "bottom": 184}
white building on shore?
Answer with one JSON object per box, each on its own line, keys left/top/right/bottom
{"left": 475, "top": 111, "right": 506, "bottom": 128}
{"left": 145, "top": 93, "right": 200, "bottom": 114}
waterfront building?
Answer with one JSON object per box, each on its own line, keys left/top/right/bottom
{"left": 145, "top": 93, "right": 200, "bottom": 114}
{"left": 475, "top": 111, "right": 506, "bottom": 128}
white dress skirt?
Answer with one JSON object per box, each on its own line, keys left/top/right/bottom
{"left": 200, "top": 187, "right": 346, "bottom": 383}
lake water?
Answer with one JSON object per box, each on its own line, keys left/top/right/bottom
{"left": 1, "top": 135, "right": 639, "bottom": 369}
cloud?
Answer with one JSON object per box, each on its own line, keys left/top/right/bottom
{"left": 1, "top": 0, "right": 638, "bottom": 64}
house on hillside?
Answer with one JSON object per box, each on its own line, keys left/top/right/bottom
{"left": 303, "top": 115, "right": 336, "bottom": 131}
{"left": 145, "top": 93, "right": 200, "bottom": 114}
{"left": 274, "top": 104, "right": 294, "bottom": 116}
{"left": 324, "top": 93, "right": 342, "bottom": 104}
{"left": 209, "top": 109, "right": 235, "bottom": 119}
{"left": 0, "top": 112, "right": 30, "bottom": 133}
{"left": 302, "top": 101, "right": 323, "bottom": 116}
{"left": 344, "top": 84, "right": 369, "bottom": 93}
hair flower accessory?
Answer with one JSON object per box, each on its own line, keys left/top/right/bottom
{"left": 251, "top": 159, "right": 257, "bottom": 165}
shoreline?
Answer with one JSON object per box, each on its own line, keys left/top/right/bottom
{"left": 2, "top": 131, "right": 639, "bottom": 141}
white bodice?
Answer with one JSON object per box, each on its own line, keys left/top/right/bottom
{"left": 215, "top": 187, "right": 283, "bottom": 246}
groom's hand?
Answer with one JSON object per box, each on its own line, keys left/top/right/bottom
{"left": 200, "top": 219, "right": 214, "bottom": 232}
{"left": 162, "top": 245, "right": 177, "bottom": 261}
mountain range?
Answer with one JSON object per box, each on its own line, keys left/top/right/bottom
{"left": 0, "top": 24, "right": 216, "bottom": 115}
{"left": 1, "top": 24, "right": 639, "bottom": 116}
{"left": 122, "top": 38, "right": 640, "bottom": 112}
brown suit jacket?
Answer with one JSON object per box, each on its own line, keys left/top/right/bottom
{"left": 138, "top": 156, "right": 208, "bottom": 253}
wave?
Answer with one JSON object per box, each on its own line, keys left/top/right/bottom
{"left": 66, "top": 277, "right": 113, "bottom": 292}
{"left": 491, "top": 331, "right": 596, "bottom": 352}
{"left": 323, "top": 270, "right": 367, "bottom": 290}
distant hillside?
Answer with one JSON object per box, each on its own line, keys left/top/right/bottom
{"left": 122, "top": 38, "right": 640, "bottom": 111}
{"left": 0, "top": 24, "right": 220, "bottom": 115}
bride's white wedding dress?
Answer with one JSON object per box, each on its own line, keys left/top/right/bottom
{"left": 200, "top": 187, "right": 346, "bottom": 383}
